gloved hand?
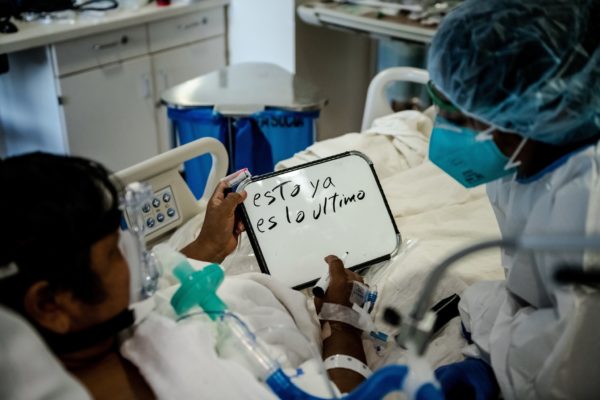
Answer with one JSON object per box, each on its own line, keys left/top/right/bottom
{"left": 434, "top": 357, "right": 500, "bottom": 400}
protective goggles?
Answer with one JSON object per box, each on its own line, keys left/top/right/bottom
{"left": 426, "top": 81, "right": 461, "bottom": 114}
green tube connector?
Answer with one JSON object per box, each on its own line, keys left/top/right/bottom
{"left": 170, "top": 261, "right": 227, "bottom": 319}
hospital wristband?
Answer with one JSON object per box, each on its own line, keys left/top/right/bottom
{"left": 324, "top": 354, "right": 372, "bottom": 379}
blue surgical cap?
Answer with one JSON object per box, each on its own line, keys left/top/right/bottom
{"left": 428, "top": 0, "right": 600, "bottom": 145}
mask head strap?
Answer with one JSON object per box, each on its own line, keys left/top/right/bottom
{"left": 504, "top": 137, "right": 528, "bottom": 170}
{"left": 475, "top": 126, "right": 495, "bottom": 142}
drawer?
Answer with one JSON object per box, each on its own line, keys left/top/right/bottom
{"left": 148, "top": 7, "right": 225, "bottom": 53}
{"left": 53, "top": 25, "right": 148, "bottom": 76}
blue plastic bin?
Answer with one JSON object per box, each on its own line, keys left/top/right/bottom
{"left": 168, "top": 107, "right": 228, "bottom": 198}
{"left": 168, "top": 107, "right": 319, "bottom": 198}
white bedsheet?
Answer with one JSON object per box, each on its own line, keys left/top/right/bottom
{"left": 122, "top": 260, "right": 330, "bottom": 399}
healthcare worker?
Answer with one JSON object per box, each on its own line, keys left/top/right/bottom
{"left": 426, "top": 0, "right": 600, "bottom": 399}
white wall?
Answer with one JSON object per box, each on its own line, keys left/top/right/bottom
{"left": 228, "top": 0, "right": 296, "bottom": 72}
{"left": 295, "top": 2, "right": 374, "bottom": 140}
{"left": 228, "top": 0, "right": 374, "bottom": 140}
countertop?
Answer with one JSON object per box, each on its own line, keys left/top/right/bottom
{"left": 0, "top": 0, "right": 229, "bottom": 54}
{"left": 297, "top": 2, "right": 436, "bottom": 44}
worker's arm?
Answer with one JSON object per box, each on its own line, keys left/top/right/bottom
{"left": 315, "top": 256, "right": 367, "bottom": 393}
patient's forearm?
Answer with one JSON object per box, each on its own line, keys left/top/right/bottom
{"left": 322, "top": 321, "right": 366, "bottom": 393}
{"left": 180, "top": 235, "right": 226, "bottom": 264}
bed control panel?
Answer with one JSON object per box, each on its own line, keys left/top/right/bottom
{"left": 138, "top": 186, "right": 181, "bottom": 236}
{"left": 115, "top": 138, "right": 228, "bottom": 245}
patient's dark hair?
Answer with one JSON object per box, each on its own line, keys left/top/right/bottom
{"left": 0, "top": 152, "right": 122, "bottom": 315}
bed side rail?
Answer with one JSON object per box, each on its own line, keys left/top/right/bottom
{"left": 114, "top": 138, "right": 228, "bottom": 243}
{"left": 361, "top": 67, "right": 429, "bottom": 131}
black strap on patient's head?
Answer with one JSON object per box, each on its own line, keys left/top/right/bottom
{"left": 40, "top": 308, "right": 134, "bottom": 355}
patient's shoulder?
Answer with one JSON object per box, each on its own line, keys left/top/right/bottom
{"left": 69, "top": 350, "right": 154, "bottom": 400}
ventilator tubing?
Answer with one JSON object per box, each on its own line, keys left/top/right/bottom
{"left": 166, "top": 250, "right": 442, "bottom": 399}
{"left": 266, "top": 365, "right": 443, "bottom": 400}
{"left": 187, "top": 306, "right": 442, "bottom": 399}
{"left": 170, "top": 259, "right": 227, "bottom": 319}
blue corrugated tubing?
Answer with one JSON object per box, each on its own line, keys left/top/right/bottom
{"left": 265, "top": 365, "right": 443, "bottom": 400}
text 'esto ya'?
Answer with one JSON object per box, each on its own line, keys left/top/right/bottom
{"left": 249, "top": 176, "right": 366, "bottom": 233}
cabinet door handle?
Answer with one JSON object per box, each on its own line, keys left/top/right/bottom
{"left": 160, "top": 70, "right": 169, "bottom": 92}
{"left": 177, "top": 21, "right": 201, "bottom": 30}
{"left": 141, "top": 73, "right": 152, "bottom": 99}
{"left": 92, "top": 35, "right": 129, "bottom": 51}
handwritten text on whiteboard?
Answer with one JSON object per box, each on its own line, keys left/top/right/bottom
{"left": 249, "top": 175, "right": 366, "bottom": 233}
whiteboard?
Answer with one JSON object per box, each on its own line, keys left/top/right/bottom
{"left": 238, "top": 152, "right": 401, "bottom": 288}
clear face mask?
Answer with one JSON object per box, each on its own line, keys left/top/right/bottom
{"left": 118, "top": 230, "right": 144, "bottom": 304}
{"left": 120, "top": 182, "right": 162, "bottom": 303}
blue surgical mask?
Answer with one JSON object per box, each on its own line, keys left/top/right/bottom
{"left": 429, "top": 117, "right": 524, "bottom": 188}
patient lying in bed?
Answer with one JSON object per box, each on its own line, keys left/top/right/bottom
{"left": 0, "top": 152, "right": 364, "bottom": 398}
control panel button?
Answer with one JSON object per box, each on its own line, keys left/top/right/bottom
{"left": 167, "top": 208, "right": 176, "bottom": 218}
{"left": 156, "top": 213, "right": 165, "bottom": 223}
{"left": 142, "top": 203, "right": 151, "bottom": 213}
{"left": 162, "top": 193, "right": 171, "bottom": 203}
{"left": 146, "top": 218, "right": 156, "bottom": 228}
{"left": 152, "top": 198, "right": 161, "bottom": 208}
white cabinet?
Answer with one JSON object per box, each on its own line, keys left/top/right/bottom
{"left": 60, "top": 55, "right": 158, "bottom": 171}
{"left": 151, "top": 36, "right": 226, "bottom": 152}
{"left": 0, "top": 5, "right": 227, "bottom": 171}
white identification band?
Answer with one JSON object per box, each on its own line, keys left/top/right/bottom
{"left": 324, "top": 354, "right": 372, "bottom": 379}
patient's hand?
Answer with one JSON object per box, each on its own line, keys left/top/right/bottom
{"left": 315, "top": 255, "right": 364, "bottom": 313}
{"left": 316, "top": 255, "right": 367, "bottom": 393}
{"left": 181, "top": 182, "right": 247, "bottom": 263}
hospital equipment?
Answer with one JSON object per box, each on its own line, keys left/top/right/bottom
{"left": 361, "top": 66, "right": 429, "bottom": 130}
{"left": 219, "top": 311, "right": 442, "bottom": 399}
{"left": 115, "top": 137, "right": 228, "bottom": 244}
{"left": 164, "top": 247, "right": 443, "bottom": 400}
{"left": 122, "top": 182, "right": 161, "bottom": 298}
{"left": 167, "top": 253, "right": 227, "bottom": 319}
{"left": 387, "top": 235, "right": 600, "bottom": 355}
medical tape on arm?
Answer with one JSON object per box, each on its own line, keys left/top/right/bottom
{"left": 318, "top": 303, "right": 375, "bottom": 332}
{"left": 319, "top": 303, "right": 389, "bottom": 357}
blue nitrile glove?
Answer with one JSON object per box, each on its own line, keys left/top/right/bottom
{"left": 434, "top": 358, "right": 500, "bottom": 400}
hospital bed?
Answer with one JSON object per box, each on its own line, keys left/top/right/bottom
{"left": 115, "top": 67, "right": 428, "bottom": 243}
{"left": 116, "top": 66, "right": 504, "bottom": 370}
{"left": 115, "top": 137, "right": 228, "bottom": 244}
